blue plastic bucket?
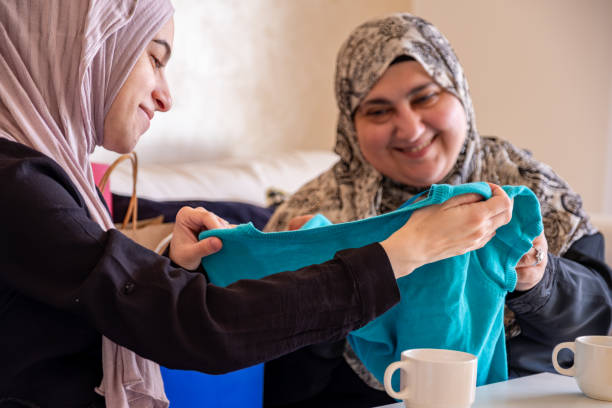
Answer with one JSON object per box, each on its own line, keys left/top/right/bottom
{"left": 160, "top": 363, "right": 263, "bottom": 407}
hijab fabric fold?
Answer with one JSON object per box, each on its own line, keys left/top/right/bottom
{"left": 0, "top": 0, "right": 173, "bottom": 406}
{"left": 265, "top": 12, "right": 595, "bottom": 390}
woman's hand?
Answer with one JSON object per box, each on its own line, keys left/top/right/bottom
{"left": 288, "top": 214, "right": 315, "bottom": 231}
{"left": 380, "top": 183, "right": 513, "bottom": 279}
{"left": 514, "top": 231, "right": 548, "bottom": 291}
{"left": 170, "top": 206, "right": 232, "bottom": 270}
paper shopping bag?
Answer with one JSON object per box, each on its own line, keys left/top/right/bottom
{"left": 98, "top": 152, "right": 173, "bottom": 254}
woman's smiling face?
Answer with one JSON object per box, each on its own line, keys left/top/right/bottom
{"left": 353, "top": 60, "right": 467, "bottom": 187}
{"left": 103, "top": 17, "right": 174, "bottom": 154}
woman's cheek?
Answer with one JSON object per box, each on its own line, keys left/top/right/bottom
{"left": 360, "top": 123, "right": 391, "bottom": 152}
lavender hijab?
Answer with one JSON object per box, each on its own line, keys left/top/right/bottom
{"left": 266, "top": 13, "right": 595, "bottom": 389}
{"left": 0, "top": 0, "right": 173, "bottom": 406}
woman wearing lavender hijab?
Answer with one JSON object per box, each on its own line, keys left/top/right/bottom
{"left": 0, "top": 2, "right": 515, "bottom": 407}
{"left": 263, "top": 13, "right": 612, "bottom": 408}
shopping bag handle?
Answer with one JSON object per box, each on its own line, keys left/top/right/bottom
{"left": 97, "top": 152, "right": 139, "bottom": 231}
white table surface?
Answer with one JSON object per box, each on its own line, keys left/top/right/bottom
{"left": 375, "top": 372, "right": 612, "bottom": 407}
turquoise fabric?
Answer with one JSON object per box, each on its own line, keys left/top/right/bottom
{"left": 199, "top": 182, "right": 542, "bottom": 386}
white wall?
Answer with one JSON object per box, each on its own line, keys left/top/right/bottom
{"left": 412, "top": 0, "right": 612, "bottom": 214}
{"left": 92, "top": 0, "right": 412, "bottom": 164}
{"left": 92, "top": 0, "right": 612, "bottom": 215}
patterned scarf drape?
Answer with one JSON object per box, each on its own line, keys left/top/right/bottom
{"left": 265, "top": 12, "right": 595, "bottom": 390}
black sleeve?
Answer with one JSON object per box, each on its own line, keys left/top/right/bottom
{"left": 0, "top": 153, "right": 400, "bottom": 374}
{"left": 506, "top": 232, "right": 612, "bottom": 376}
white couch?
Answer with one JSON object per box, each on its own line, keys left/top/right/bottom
{"left": 108, "top": 150, "right": 339, "bottom": 207}
{"left": 107, "top": 149, "right": 612, "bottom": 265}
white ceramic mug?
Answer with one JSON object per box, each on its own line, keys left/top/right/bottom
{"left": 383, "top": 348, "right": 478, "bottom": 408}
{"left": 552, "top": 335, "right": 612, "bottom": 401}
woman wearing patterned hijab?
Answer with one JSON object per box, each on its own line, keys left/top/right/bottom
{"left": 1, "top": 3, "right": 513, "bottom": 407}
{"left": 264, "top": 13, "right": 612, "bottom": 408}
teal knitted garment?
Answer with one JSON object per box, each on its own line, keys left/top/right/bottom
{"left": 199, "top": 182, "right": 542, "bottom": 386}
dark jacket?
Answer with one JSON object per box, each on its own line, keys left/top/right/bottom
{"left": 0, "top": 139, "right": 400, "bottom": 407}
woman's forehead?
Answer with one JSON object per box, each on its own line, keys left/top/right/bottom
{"left": 368, "top": 61, "right": 432, "bottom": 94}
{"left": 154, "top": 16, "right": 174, "bottom": 45}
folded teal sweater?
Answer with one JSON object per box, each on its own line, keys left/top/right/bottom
{"left": 199, "top": 182, "right": 542, "bottom": 386}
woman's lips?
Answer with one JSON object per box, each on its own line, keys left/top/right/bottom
{"left": 139, "top": 105, "right": 154, "bottom": 120}
{"left": 138, "top": 106, "right": 152, "bottom": 132}
{"left": 394, "top": 136, "right": 435, "bottom": 159}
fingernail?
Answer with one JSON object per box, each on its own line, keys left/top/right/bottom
{"left": 210, "top": 238, "right": 222, "bottom": 251}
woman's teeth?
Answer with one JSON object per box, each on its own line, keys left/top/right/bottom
{"left": 400, "top": 138, "right": 433, "bottom": 152}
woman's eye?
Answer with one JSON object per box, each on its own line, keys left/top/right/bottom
{"left": 412, "top": 92, "right": 440, "bottom": 107}
{"left": 366, "top": 108, "right": 392, "bottom": 118}
{"left": 150, "top": 55, "right": 163, "bottom": 69}
{"left": 369, "top": 109, "right": 387, "bottom": 116}
{"left": 362, "top": 107, "right": 393, "bottom": 123}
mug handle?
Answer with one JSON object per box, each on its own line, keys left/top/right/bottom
{"left": 552, "top": 341, "right": 576, "bottom": 376}
{"left": 384, "top": 360, "right": 411, "bottom": 400}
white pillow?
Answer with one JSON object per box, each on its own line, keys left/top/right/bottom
{"left": 108, "top": 150, "right": 338, "bottom": 207}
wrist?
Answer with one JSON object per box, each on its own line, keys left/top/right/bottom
{"left": 380, "top": 239, "right": 421, "bottom": 279}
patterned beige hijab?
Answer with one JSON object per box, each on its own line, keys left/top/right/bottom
{"left": 0, "top": 0, "right": 173, "bottom": 406}
{"left": 266, "top": 12, "right": 595, "bottom": 389}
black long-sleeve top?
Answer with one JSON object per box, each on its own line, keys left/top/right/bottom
{"left": 0, "top": 139, "right": 400, "bottom": 407}
{"left": 506, "top": 232, "right": 612, "bottom": 376}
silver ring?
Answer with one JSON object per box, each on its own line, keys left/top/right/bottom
{"left": 533, "top": 246, "right": 545, "bottom": 266}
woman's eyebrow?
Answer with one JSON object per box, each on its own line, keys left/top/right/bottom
{"left": 361, "top": 82, "right": 436, "bottom": 107}
{"left": 152, "top": 39, "right": 172, "bottom": 63}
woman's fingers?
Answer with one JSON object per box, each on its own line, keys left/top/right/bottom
{"left": 170, "top": 206, "right": 231, "bottom": 270}
{"left": 515, "top": 231, "right": 548, "bottom": 290}
{"left": 487, "top": 201, "right": 513, "bottom": 230}
{"left": 447, "top": 185, "right": 512, "bottom": 243}
{"left": 214, "top": 213, "right": 234, "bottom": 228}
{"left": 189, "top": 206, "right": 227, "bottom": 231}
{"left": 441, "top": 192, "right": 484, "bottom": 209}
{"left": 516, "top": 246, "right": 538, "bottom": 268}
{"left": 465, "top": 185, "right": 512, "bottom": 247}
{"left": 475, "top": 184, "right": 513, "bottom": 220}
{"left": 194, "top": 236, "right": 223, "bottom": 257}
{"left": 381, "top": 183, "right": 513, "bottom": 280}
{"left": 288, "top": 214, "right": 315, "bottom": 231}
{"left": 442, "top": 185, "right": 512, "bottom": 227}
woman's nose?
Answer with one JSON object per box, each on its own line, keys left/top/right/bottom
{"left": 395, "top": 104, "right": 425, "bottom": 141}
{"left": 153, "top": 80, "right": 172, "bottom": 112}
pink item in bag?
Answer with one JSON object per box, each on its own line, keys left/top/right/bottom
{"left": 92, "top": 162, "right": 112, "bottom": 217}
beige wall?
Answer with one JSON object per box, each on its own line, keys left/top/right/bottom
{"left": 93, "top": 0, "right": 413, "bottom": 164}
{"left": 412, "top": 0, "right": 612, "bottom": 214}
{"left": 606, "top": 84, "right": 612, "bottom": 213}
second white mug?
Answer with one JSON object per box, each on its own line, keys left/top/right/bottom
{"left": 552, "top": 335, "right": 612, "bottom": 401}
{"left": 383, "top": 348, "right": 477, "bottom": 408}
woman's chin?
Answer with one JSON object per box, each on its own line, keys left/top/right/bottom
{"left": 391, "top": 167, "right": 448, "bottom": 188}
{"left": 107, "top": 141, "right": 136, "bottom": 155}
